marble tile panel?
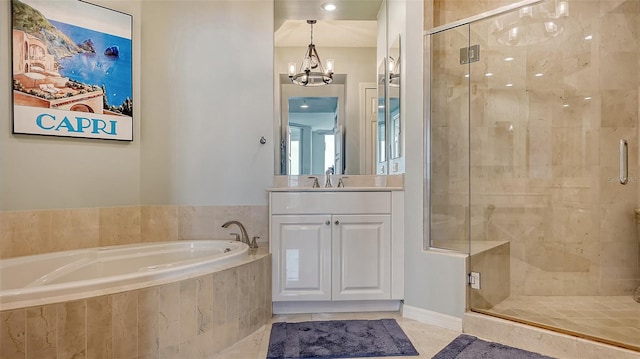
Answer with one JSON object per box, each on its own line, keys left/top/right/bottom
{"left": 212, "top": 272, "right": 227, "bottom": 327}
{"left": 0, "top": 210, "right": 52, "bottom": 258}
{"left": 141, "top": 205, "right": 178, "bottom": 243}
{"left": 214, "top": 206, "right": 253, "bottom": 240}
{"left": 526, "top": 49, "right": 564, "bottom": 91}
{"left": 197, "top": 329, "right": 215, "bottom": 358}
{"left": 250, "top": 205, "right": 269, "bottom": 243}
{"left": 600, "top": 166, "right": 639, "bottom": 205}
{"left": 138, "top": 287, "right": 160, "bottom": 358}
{"left": 211, "top": 323, "right": 228, "bottom": 354}
{"left": 180, "top": 278, "right": 198, "bottom": 346}
{"left": 601, "top": 0, "right": 640, "bottom": 14}
{"left": 99, "top": 206, "right": 141, "bottom": 246}
{"left": 179, "top": 206, "right": 239, "bottom": 240}
{"left": 158, "top": 282, "right": 180, "bottom": 352}
{"left": 224, "top": 268, "right": 239, "bottom": 323}
{"left": 224, "top": 318, "right": 240, "bottom": 350}
{"left": 111, "top": 291, "right": 138, "bottom": 358}
{"left": 197, "top": 275, "right": 214, "bottom": 335}
{"left": 86, "top": 295, "right": 112, "bottom": 358}
{"left": 601, "top": 90, "right": 639, "bottom": 128}
{"left": 599, "top": 202, "right": 636, "bottom": 243}
{"left": 239, "top": 313, "right": 251, "bottom": 340}
{"left": 0, "top": 310, "right": 26, "bottom": 359}
{"left": 601, "top": 240, "right": 638, "bottom": 279}
{"left": 179, "top": 337, "right": 198, "bottom": 358}
{"left": 56, "top": 300, "right": 86, "bottom": 359}
{"left": 600, "top": 13, "right": 639, "bottom": 53}
{"left": 600, "top": 51, "right": 638, "bottom": 90}
{"left": 249, "top": 261, "right": 261, "bottom": 311}
{"left": 26, "top": 305, "right": 57, "bottom": 359}
{"left": 50, "top": 208, "right": 100, "bottom": 253}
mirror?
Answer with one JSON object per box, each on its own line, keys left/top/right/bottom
{"left": 388, "top": 35, "right": 401, "bottom": 160}
{"left": 280, "top": 80, "right": 346, "bottom": 175}
{"left": 274, "top": 0, "right": 404, "bottom": 175}
{"left": 377, "top": 60, "right": 387, "bottom": 173}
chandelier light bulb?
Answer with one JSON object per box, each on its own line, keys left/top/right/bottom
{"left": 326, "top": 59, "right": 334, "bottom": 73}
{"left": 288, "top": 62, "right": 296, "bottom": 77}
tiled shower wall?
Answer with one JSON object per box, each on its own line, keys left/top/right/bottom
{"left": 0, "top": 254, "right": 272, "bottom": 359}
{"left": 0, "top": 205, "right": 269, "bottom": 259}
{"left": 430, "top": 0, "right": 640, "bottom": 296}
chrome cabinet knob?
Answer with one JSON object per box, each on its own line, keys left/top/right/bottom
{"left": 325, "top": 220, "right": 331, "bottom": 225}
{"left": 334, "top": 220, "right": 340, "bottom": 225}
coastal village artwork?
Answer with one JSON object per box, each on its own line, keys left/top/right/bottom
{"left": 11, "top": 0, "right": 133, "bottom": 140}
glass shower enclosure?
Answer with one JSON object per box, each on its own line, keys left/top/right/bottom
{"left": 427, "top": 0, "right": 640, "bottom": 351}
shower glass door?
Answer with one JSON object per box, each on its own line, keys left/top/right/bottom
{"left": 429, "top": 24, "right": 470, "bottom": 253}
{"left": 429, "top": 0, "right": 640, "bottom": 351}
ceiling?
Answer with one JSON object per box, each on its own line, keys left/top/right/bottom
{"left": 274, "top": 0, "right": 382, "bottom": 47}
{"left": 288, "top": 97, "right": 339, "bottom": 130}
{"left": 276, "top": 1, "right": 381, "bottom": 115}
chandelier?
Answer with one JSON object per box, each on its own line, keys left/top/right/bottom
{"left": 288, "top": 20, "right": 334, "bottom": 86}
{"left": 388, "top": 56, "right": 400, "bottom": 87}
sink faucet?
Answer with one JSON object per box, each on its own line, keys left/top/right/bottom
{"left": 308, "top": 176, "right": 320, "bottom": 188}
{"left": 325, "top": 167, "right": 333, "bottom": 187}
{"left": 337, "top": 176, "right": 349, "bottom": 188}
{"left": 221, "top": 220, "right": 258, "bottom": 249}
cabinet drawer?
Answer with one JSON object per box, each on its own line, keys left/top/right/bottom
{"left": 271, "top": 192, "right": 391, "bottom": 214}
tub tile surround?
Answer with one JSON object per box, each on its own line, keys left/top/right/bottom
{"left": 0, "top": 205, "right": 269, "bottom": 259}
{"left": 0, "top": 254, "right": 272, "bottom": 359}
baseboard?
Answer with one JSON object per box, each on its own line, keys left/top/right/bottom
{"left": 402, "top": 304, "right": 463, "bottom": 332}
{"left": 272, "top": 300, "right": 401, "bottom": 314}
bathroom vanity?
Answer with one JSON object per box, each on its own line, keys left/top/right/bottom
{"left": 268, "top": 182, "right": 404, "bottom": 314}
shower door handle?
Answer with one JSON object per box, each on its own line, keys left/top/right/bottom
{"left": 620, "top": 139, "right": 628, "bottom": 185}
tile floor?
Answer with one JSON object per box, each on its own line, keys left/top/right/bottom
{"left": 212, "top": 311, "right": 462, "bottom": 359}
{"left": 487, "top": 295, "right": 640, "bottom": 350}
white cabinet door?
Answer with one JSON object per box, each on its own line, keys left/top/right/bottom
{"left": 331, "top": 214, "right": 391, "bottom": 300}
{"left": 271, "top": 215, "right": 332, "bottom": 301}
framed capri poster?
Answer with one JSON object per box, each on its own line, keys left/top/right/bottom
{"left": 11, "top": 0, "right": 133, "bottom": 141}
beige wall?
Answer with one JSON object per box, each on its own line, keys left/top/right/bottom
{"left": 0, "top": 0, "right": 143, "bottom": 211}
{"left": 1, "top": 0, "right": 274, "bottom": 211}
{"left": 139, "top": 0, "right": 274, "bottom": 207}
{"left": 1, "top": 0, "right": 274, "bottom": 259}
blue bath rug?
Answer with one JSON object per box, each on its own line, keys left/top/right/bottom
{"left": 432, "top": 334, "right": 556, "bottom": 359}
{"left": 266, "top": 318, "right": 419, "bottom": 359}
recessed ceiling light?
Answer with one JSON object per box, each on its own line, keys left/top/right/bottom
{"left": 534, "top": 73, "right": 544, "bottom": 77}
{"left": 485, "top": 72, "right": 494, "bottom": 77}
{"left": 584, "top": 96, "right": 592, "bottom": 100}
{"left": 322, "top": 3, "right": 336, "bottom": 11}
{"left": 563, "top": 104, "right": 570, "bottom": 107}
{"left": 504, "top": 57, "right": 514, "bottom": 61}
{"left": 300, "top": 101, "right": 309, "bottom": 108}
{"left": 584, "top": 35, "right": 593, "bottom": 40}
{"left": 505, "top": 83, "right": 513, "bottom": 87}
{"left": 464, "top": 74, "right": 470, "bottom": 78}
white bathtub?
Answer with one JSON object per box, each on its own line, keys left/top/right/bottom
{"left": 0, "top": 240, "right": 248, "bottom": 309}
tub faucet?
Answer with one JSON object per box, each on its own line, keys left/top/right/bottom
{"left": 221, "top": 220, "right": 258, "bottom": 249}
